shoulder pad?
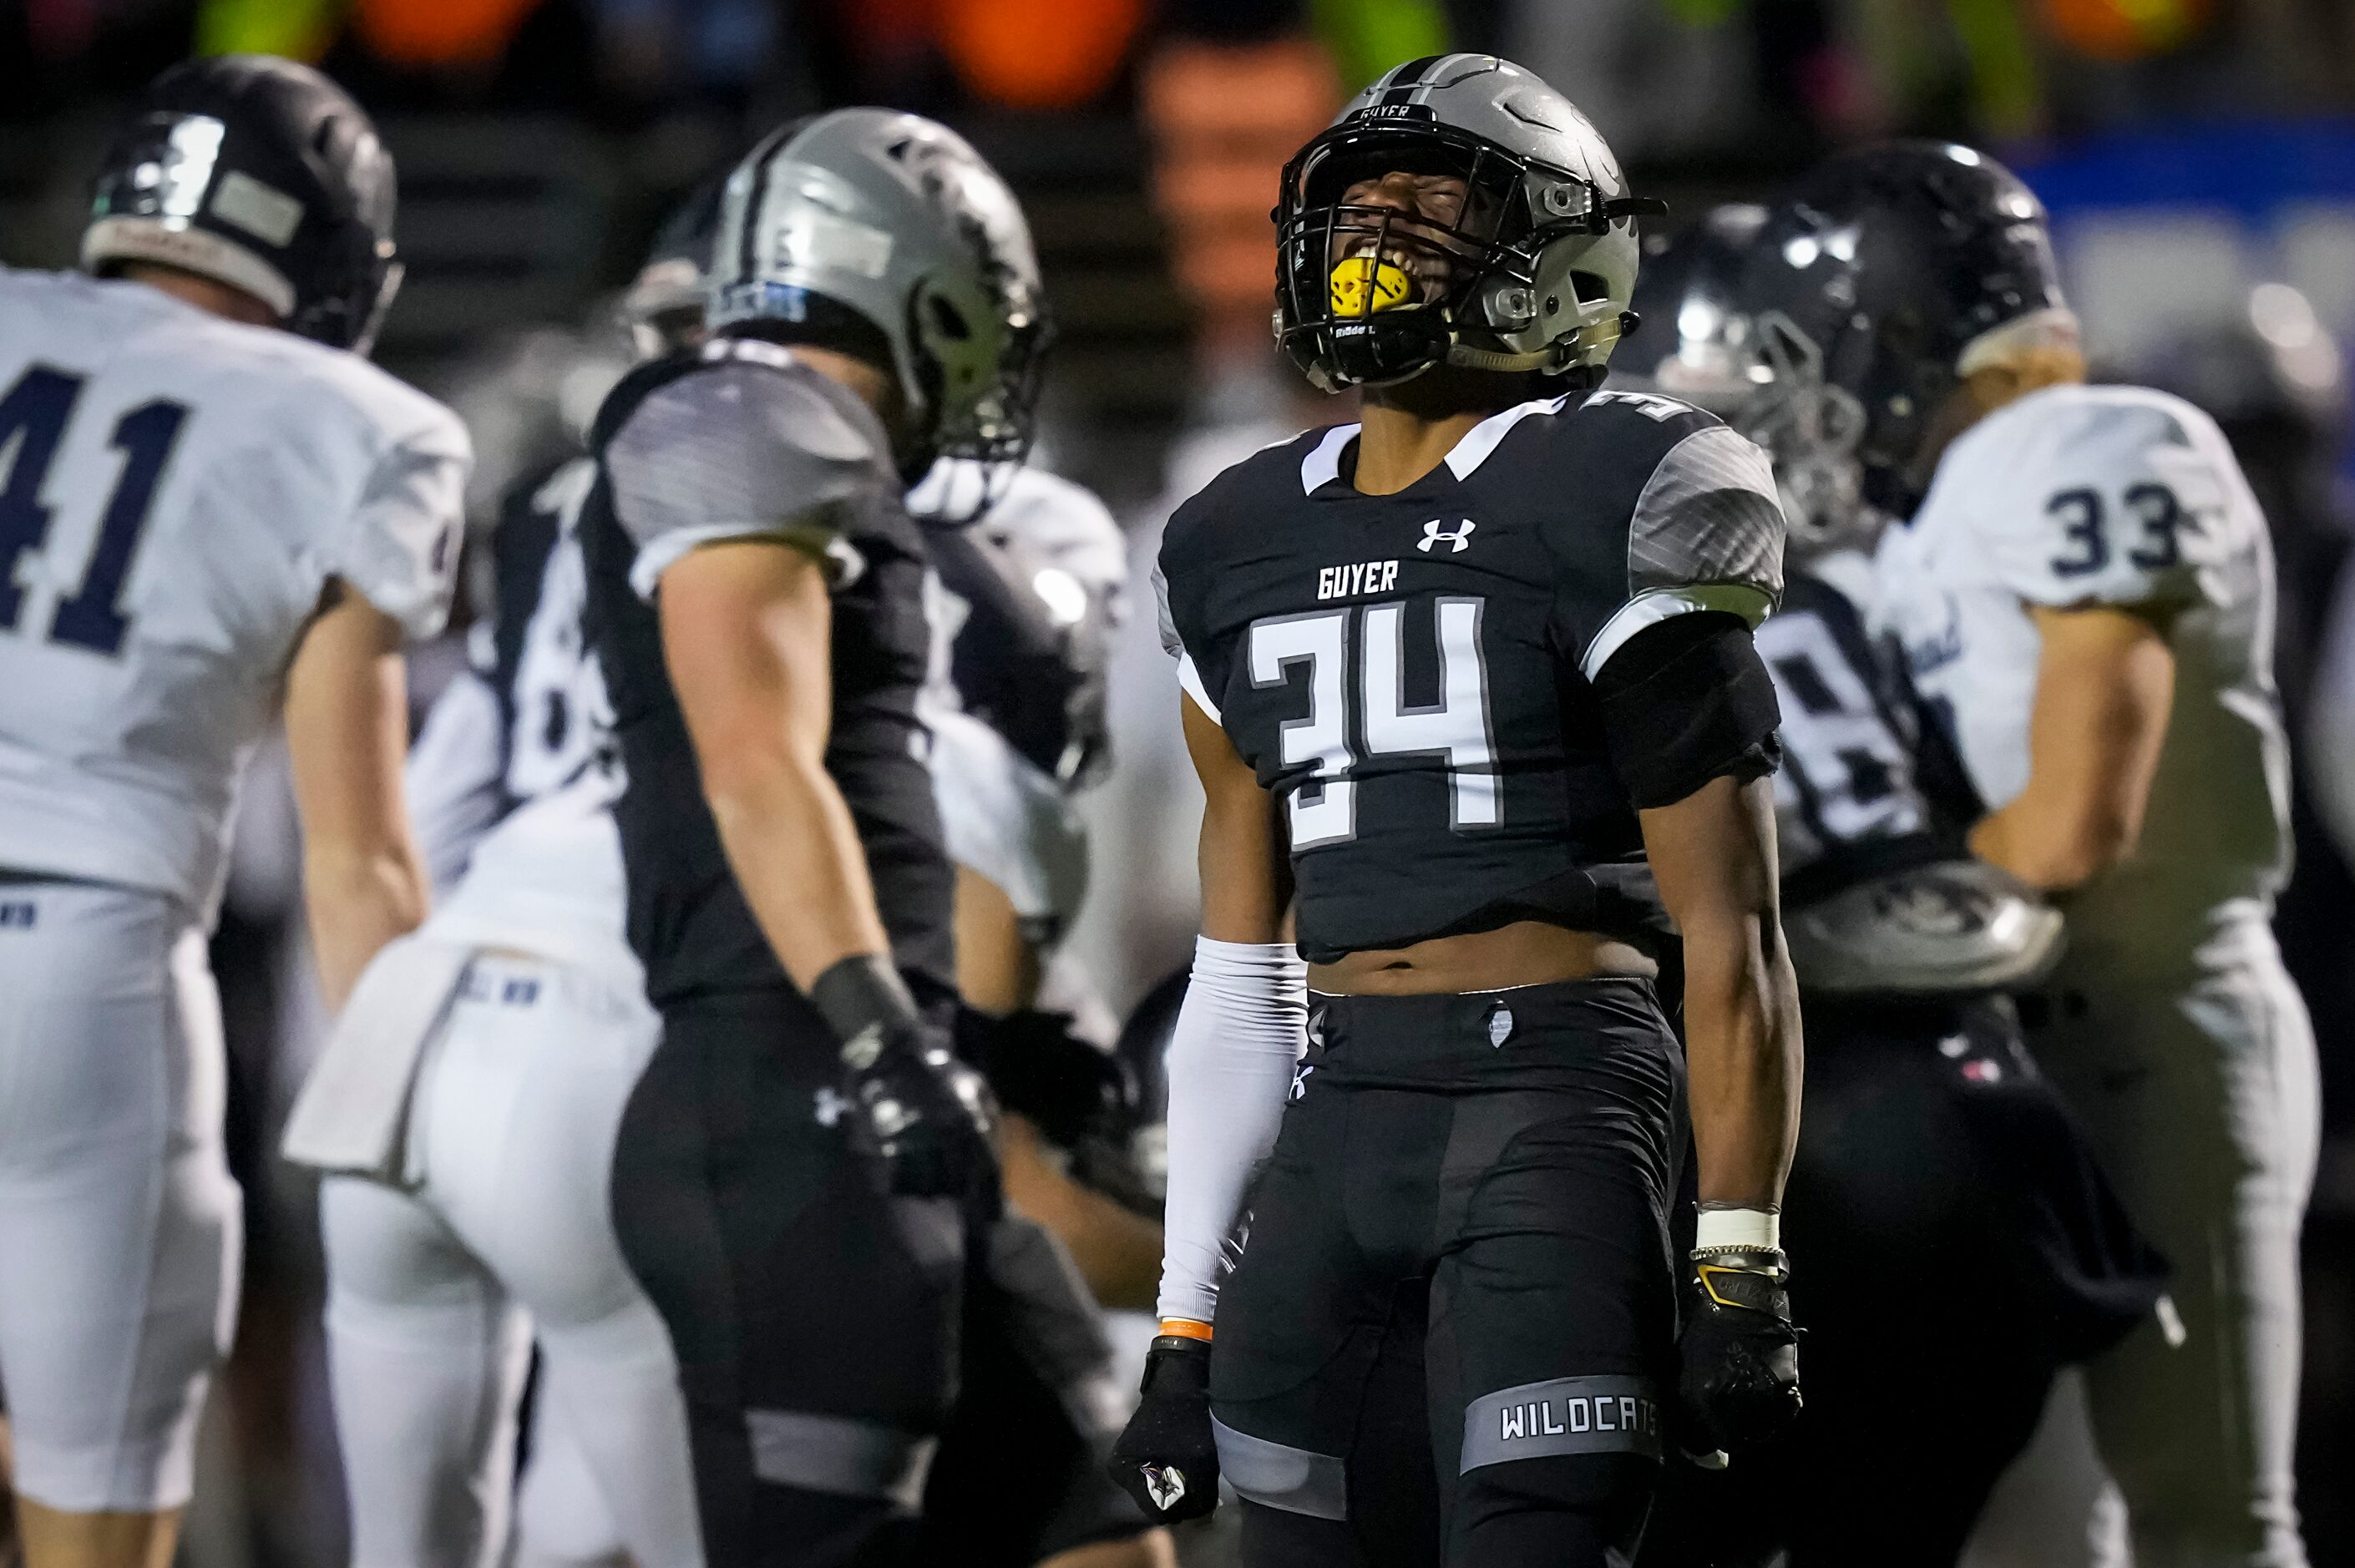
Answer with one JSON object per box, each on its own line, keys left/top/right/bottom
{"left": 1628, "top": 424, "right": 1786, "bottom": 599}
{"left": 1580, "top": 387, "right": 1723, "bottom": 431}
{"left": 1162, "top": 425, "right": 1332, "bottom": 559}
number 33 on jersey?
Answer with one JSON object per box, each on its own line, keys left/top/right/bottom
{"left": 1156, "top": 388, "right": 1786, "bottom": 964}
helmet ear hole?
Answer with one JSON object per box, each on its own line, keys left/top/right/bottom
{"left": 1570, "top": 271, "right": 1608, "bottom": 304}
{"left": 928, "top": 294, "right": 973, "bottom": 341}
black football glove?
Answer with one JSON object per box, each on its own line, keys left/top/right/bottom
{"left": 954, "top": 1005, "right": 1136, "bottom": 1151}
{"left": 1677, "top": 1246, "right": 1803, "bottom": 1454}
{"left": 1108, "top": 1335, "right": 1220, "bottom": 1524}
{"left": 813, "top": 956, "right": 997, "bottom": 1200}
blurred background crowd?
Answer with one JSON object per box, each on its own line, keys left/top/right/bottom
{"left": 4, "top": 0, "right": 2354, "bottom": 1564}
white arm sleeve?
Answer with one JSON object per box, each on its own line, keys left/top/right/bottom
{"left": 1155, "top": 937, "right": 1308, "bottom": 1326}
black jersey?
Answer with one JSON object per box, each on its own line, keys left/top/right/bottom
{"left": 1754, "top": 560, "right": 1973, "bottom": 904}
{"left": 580, "top": 338, "right": 954, "bottom": 1005}
{"left": 1157, "top": 389, "right": 1787, "bottom": 963}
{"left": 485, "top": 453, "right": 614, "bottom": 802}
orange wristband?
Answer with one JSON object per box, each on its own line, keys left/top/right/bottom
{"left": 1157, "top": 1318, "right": 1214, "bottom": 1342}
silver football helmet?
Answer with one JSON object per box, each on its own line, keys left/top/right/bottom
{"left": 1275, "top": 53, "right": 1664, "bottom": 392}
{"left": 708, "top": 109, "right": 1047, "bottom": 475}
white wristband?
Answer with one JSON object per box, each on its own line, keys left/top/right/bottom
{"left": 1695, "top": 1206, "right": 1780, "bottom": 1252}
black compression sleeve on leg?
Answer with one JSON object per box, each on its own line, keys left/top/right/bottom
{"left": 1592, "top": 612, "right": 1782, "bottom": 810}
{"left": 1239, "top": 1498, "right": 1365, "bottom": 1568}
{"left": 1452, "top": 1454, "right": 1659, "bottom": 1568}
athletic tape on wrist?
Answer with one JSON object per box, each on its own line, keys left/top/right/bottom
{"left": 1695, "top": 1206, "right": 1780, "bottom": 1252}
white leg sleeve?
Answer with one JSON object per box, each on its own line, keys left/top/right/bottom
{"left": 1153, "top": 938, "right": 1307, "bottom": 1327}
{"left": 525, "top": 1328, "right": 703, "bottom": 1568}
{"left": 514, "top": 1380, "right": 625, "bottom": 1568}
{"left": 322, "top": 1175, "right": 531, "bottom": 1568}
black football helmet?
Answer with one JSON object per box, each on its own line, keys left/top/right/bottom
{"left": 924, "top": 468, "right": 1123, "bottom": 789}
{"left": 1740, "top": 140, "right": 2069, "bottom": 512}
{"left": 620, "top": 173, "right": 727, "bottom": 359}
{"left": 84, "top": 56, "right": 400, "bottom": 354}
{"left": 1614, "top": 203, "right": 1770, "bottom": 413}
{"left": 1614, "top": 203, "right": 1869, "bottom": 554}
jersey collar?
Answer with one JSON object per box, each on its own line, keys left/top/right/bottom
{"left": 1296, "top": 394, "right": 1570, "bottom": 497}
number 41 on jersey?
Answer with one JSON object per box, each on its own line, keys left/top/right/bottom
{"left": 0, "top": 364, "right": 190, "bottom": 656}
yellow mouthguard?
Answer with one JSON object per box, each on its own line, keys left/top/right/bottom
{"left": 1329, "top": 255, "right": 1414, "bottom": 316}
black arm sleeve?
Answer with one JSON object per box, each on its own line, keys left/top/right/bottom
{"left": 1593, "top": 612, "right": 1782, "bottom": 810}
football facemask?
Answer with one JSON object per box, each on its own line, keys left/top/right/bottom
{"left": 1276, "top": 117, "right": 1660, "bottom": 391}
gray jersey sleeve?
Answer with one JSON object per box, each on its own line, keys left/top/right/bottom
{"left": 1582, "top": 422, "right": 1787, "bottom": 679}
{"left": 605, "top": 362, "right": 889, "bottom": 600}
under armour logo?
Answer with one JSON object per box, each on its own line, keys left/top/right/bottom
{"left": 1142, "top": 1464, "right": 1188, "bottom": 1511}
{"left": 1418, "top": 518, "right": 1476, "bottom": 554}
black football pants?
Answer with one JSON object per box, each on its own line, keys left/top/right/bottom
{"left": 1638, "top": 996, "right": 2167, "bottom": 1568}
{"left": 610, "top": 984, "right": 1152, "bottom": 1568}
{"left": 1210, "top": 979, "right": 1684, "bottom": 1568}
{"left": 610, "top": 986, "right": 960, "bottom": 1568}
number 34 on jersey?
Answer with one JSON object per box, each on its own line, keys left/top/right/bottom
{"left": 1245, "top": 596, "right": 1498, "bottom": 847}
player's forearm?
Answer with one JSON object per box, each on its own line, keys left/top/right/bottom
{"left": 303, "top": 840, "right": 429, "bottom": 1014}
{"left": 1978, "top": 602, "right": 2174, "bottom": 892}
{"left": 1968, "top": 800, "right": 2129, "bottom": 893}
{"left": 1682, "top": 914, "right": 1801, "bottom": 1209}
{"left": 703, "top": 743, "right": 894, "bottom": 994}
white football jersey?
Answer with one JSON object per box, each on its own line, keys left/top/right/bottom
{"left": 1875, "top": 381, "right": 2291, "bottom": 973}
{"left": 0, "top": 269, "right": 468, "bottom": 920}
{"left": 422, "top": 768, "right": 633, "bottom": 978}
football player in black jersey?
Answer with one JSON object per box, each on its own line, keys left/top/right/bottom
{"left": 1620, "top": 207, "right": 2168, "bottom": 1568}
{"left": 1107, "top": 55, "right": 1804, "bottom": 1567}
{"left": 575, "top": 113, "right": 1046, "bottom": 1568}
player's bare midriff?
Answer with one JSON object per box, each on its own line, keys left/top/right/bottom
{"left": 1309, "top": 918, "right": 1658, "bottom": 996}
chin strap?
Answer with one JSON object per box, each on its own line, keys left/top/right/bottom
{"left": 1446, "top": 304, "right": 1628, "bottom": 375}
{"left": 1446, "top": 341, "right": 1556, "bottom": 374}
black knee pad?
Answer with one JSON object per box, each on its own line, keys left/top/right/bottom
{"left": 1454, "top": 1454, "right": 1659, "bottom": 1565}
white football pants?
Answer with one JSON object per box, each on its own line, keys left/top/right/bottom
{"left": 322, "top": 950, "right": 701, "bottom": 1568}
{"left": 1972, "top": 927, "right": 2320, "bottom": 1568}
{"left": 0, "top": 879, "right": 241, "bottom": 1514}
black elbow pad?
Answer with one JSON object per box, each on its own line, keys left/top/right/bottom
{"left": 1594, "top": 612, "right": 1782, "bottom": 810}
